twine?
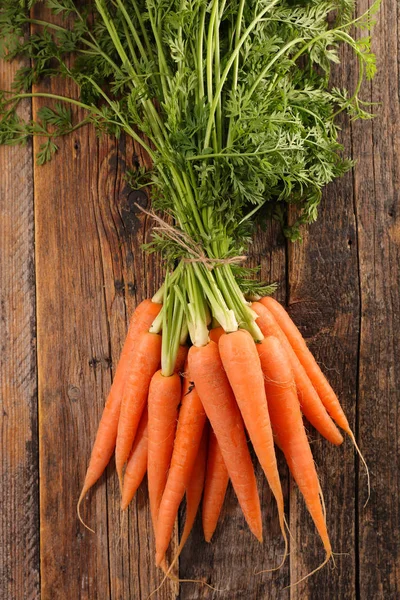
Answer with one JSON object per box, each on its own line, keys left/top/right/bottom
{"left": 135, "top": 203, "right": 247, "bottom": 269}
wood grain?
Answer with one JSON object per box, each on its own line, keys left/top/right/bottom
{"left": 0, "top": 61, "right": 39, "bottom": 600}
{"left": 353, "top": 2, "right": 400, "bottom": 598}
{"left": 287, "top": 26, "right": 360, "bottom": 600}
{"left": 1, "top": 1, "right": 400, "bottom": 598}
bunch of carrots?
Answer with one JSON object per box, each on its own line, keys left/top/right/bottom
{"left": 0, "top": 0, "right": 377, "bottom": 585}
{"left": 78, "top": 291, "right": 367, "bottom": 579}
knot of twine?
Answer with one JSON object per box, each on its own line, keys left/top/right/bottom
{"left": 135, "top": 203, "right": 247, "bottom": 269}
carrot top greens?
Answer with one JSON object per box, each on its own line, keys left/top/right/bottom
{"left": 0, "top": 0, "right": 379, "bottom": 360}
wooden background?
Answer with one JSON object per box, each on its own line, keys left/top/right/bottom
{"left": 1, "top": 2, "right": 399, "bottom": 599}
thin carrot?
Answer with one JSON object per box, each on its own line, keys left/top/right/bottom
{"left": 121, "top": 408, "right": 148, "bottom": 510}
{"left": 252, "top": 302, "right": 343, "bottom": 446}
{"left": 153, "top": 429, "right": 220, "bottom": 596}
{"left": 219, "top": 330, "right": 287, "bottom": 555}
{"left": 257, "top": 335, "right": 332, "bottom": 559}
{"left": 115, "top": 332, "right": 162, "bottom": 486}
{"left": 180, "top": 423, "right": 209, "bottom": 549}
{"left": 148, "top": 370, "right": 182, "bottom": 530}
{"left": 78, "top": 299, "right": 161, "bottom": 521}
{"left": 155, "top": 366, "right": 207, "bottom": 566}
{"left": 202, "top": 428, "right": 229, "bottom": 542}
{"left": 260, "top": 296, "right": 369, "bottom": 499}
{"left": 260, "top": 296, "right": 349, "bottom": 431}
{"left": 174, "top": 344, "right": 188, "bottom": 374}
{"left": 209, "top": 326, "right": 224, "bottom": 344}
{"left": 188, "top": 341, "right": 263, "bottom": 545}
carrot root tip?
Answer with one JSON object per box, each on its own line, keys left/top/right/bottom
{"left": 347, "top": 430, "right": 370, "bottom": 506}
{"left": 77, "top": 490, "right": 96, "bottom": 534}
{"left": 282, "top": 551, "right": 332, "bottom": 589}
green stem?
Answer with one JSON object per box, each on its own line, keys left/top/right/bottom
{"left": 226, "top": 0, "right": 245, "bottom": 146}
{"left": 203, "top": 0, "right": 280, "bottom": 148}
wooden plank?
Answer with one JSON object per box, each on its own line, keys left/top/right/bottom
{"left": 0, "top": 61, "right": 40, "bottom": 600}
{"left": 33, "top": 90, "right": 177, "bottom": 600}
{"left": 178, "top": 222, "right": 290, "bottom": 598}
{"left": 31, "top": 8, "right": 176, "bottom": 598}
{"left": 353, "top": 2, "right": 400, "bottom": 598}
{"left": 33, "top": 84, "right": 111, "bottom": 600}
{"left": 288, "top": 36, "right": 360, "bottom": 599}
{"left": 93, "top": 133, "right": 177, "bottom": 600}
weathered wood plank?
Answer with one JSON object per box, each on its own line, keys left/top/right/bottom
{"left": 31, "top": 5, "right": 176, "bottom": 595}
{"left": 93, "top": 133, "right": 177, "bottom": 599}
{"left": 178, "top": 222, "right": 290, "bottom": 598}
{"left": 33, "top": 87, "right": 111, "bottom": 599}
{"left": 33, "top": 93, "right": 177, "bottom": 600}
{"left": 0, "top": 62, "right": 39, "bottom": 600}
{"left": 353, "top": 2, "right": 400, "bottom": 599}
{"left": 288, "top": 36, "right": 360, "bottom": 599}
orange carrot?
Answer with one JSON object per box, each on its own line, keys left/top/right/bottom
{"left": 155, "top": 367, "right": 207, "bottom": 566}
{"left": 121, "top": 409, "right": 148, "bottom": 510}
{"left": 219, "top": 330, "right": 286, "bottom": 550}
{"left": 209, "top": 326, "right": 225, "bottom": 344}
{"left": 180, "top": 423, "right": 209, "bottom": 549}
{"left": 260, "top": 296, "right": 350, "bottom": 432}
{"left": 257, "top": 335, "right": 332, "bottom": 558}
{"left": 115, "top": 332, "right": 162, "bottom": 485}
{"left": 202, "top": 429, "right": 229, "bottom": 542}
{"left": 148, "top": 370, "right": 182, "bottom": 529}
{"left": 252, "top": 302, "right": 343, "bottom": 446}
{"left": 156, "top": 426, "right": 209, "bottom": 586}
{"left": 174, "top": 344, "right": 188, "bottom": 374}
{"left": 188, "top": 341, "right": 263, "bottom": 545}
{"left": 78, "top": 299, "right": 161, "bottom": 516}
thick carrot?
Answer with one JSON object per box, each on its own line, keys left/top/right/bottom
{"left": 188, "top": 341, "right": 263, "bottom": 544}
{"left": 180, "top": 424, "right": 209, "bottom": 549}
{"left": 155, "top": 366, "right": 207, "bottom": 566}
{"left": 219, "top": 330, "right": 286, "bottom": 549}
{"left": 78, "top": 299, "right": 161, "bottom": 515}
{"left": 121, "top": 408, "right": 148, "bottom": 510}
{"left": 115, "top": 332, "right": 162, "bottom": 485}
{"left": 257, "top": 335, "right": 332, "bottom": 558}
{"left": 260, "top": 296, "right": 350, "bottom": 432}
{"left": 209, "top": 326, "right": 225, "bottom": 344}
{"left": 148, "top": 370, "right": 181, "bottom": 529}
{"left": 202, "top": 428, "right": 229, "bottom": 542}
{"left": 174, "top": 344, "right": 188, "bottom": 374}
{"left": 252, "top": 302, "right": 343, "bottom": 446}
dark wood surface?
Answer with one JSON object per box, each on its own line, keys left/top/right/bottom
{"left": 1, "top": 3, "right": 399, "bottom": 599}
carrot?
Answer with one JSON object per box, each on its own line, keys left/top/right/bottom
{"left": 202, "top": 429, "right": 229, "bottom": 542}
{"left": 148, "top": 370, "right": 181, "bottom": 529}
{"left": 174, "top": 344, "right": 188, "bottom": 374}
{"left": 252, "top": 302, "right": 343, "bottom": 446}
{"left": 209, "top": 326, "right": 225, "bottom": 344}
{"left": 219, "top": 330, "right": 287, "bottom": 553}
{"left": 188, "top": 341, "right": 263, "bottom": 545}
{"left": 257, "top": 335, "right": 332, "bottom": 560}
{"left": 180, "top": 423, "right": 209, "bottom": 549}
{"left": 154, "top": 427, "right": 214, "bottom": 594}
{"left": 121, "top": 408, "right": 148, "bottom": 510}
{"left": 260, "top": 296, "right": 350, "bottom": 431}
{"left": 155, "top": 365, "right": 207, "bottom": 565}
{"left": 260, "top": 297, "right": 370, "bottom": 499}
{"left": 78, "top": 299, "right": 161, "bottom": 521}
{"left": 115, "top": 332, "right": 162, "bottom": 486}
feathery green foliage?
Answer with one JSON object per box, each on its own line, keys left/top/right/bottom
{"left": 0, "top": 0, "right": 379, "bottom": 350}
